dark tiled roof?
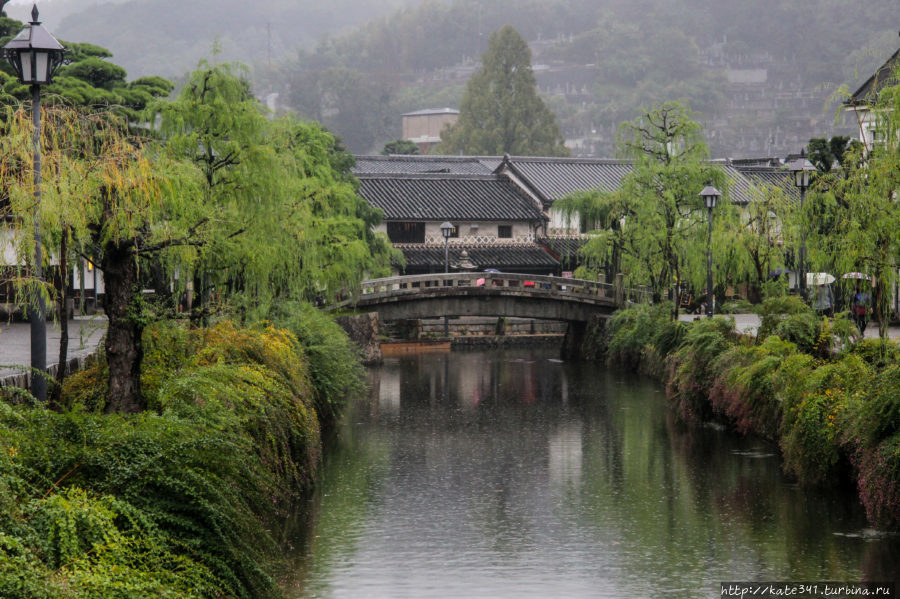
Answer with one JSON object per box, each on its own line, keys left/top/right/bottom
{"left": 357, "top": 174, "right": 545, "bottom": 222}
{"left": 397, "top": 243, "right": 559, "bottom": 270}
{"left": 499, "top": 156, "right": 762, "bottom": 206}
{"left": 731, "top": 165, "right": 799, "bottom": 201}
{"left": 497, "top": 156, "right": 633, "bottom": 203}
{"left": 352, "top": 155, "right": 495, "bottom": 176}
{"left": 848, "top": 48, "right": 900, "bottom": 105}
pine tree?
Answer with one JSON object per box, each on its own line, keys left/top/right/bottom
{"left": 436, "top": 25, "right": 568, "bottom": 157}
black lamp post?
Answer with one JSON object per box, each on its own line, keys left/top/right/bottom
{"left": 3, "top": 5, "right": 66, "bottom": 402}
{"left": 439, "top": 221, "right": 455, "bottom": 337}
{"left": 700, "top": 185, "right": 721, "bottom": 318}
{"left": 440, "top": 221, "right": 454, "bottom": 274}
{"left": 789, "top": 152, "right": 816, "bottom": 302}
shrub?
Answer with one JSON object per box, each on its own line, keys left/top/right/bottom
{"left": 666, "top": 317, "right": 737, "bottom": 423}
{"left": 757, "top": 295, "right": 819, "bottom": 353}
{"left": 846, "top": 338, "right": 900, "bottom": 369}
{"left": 719, "top": 299, "right": 754, "bottom": 314}
{"left": 777, "top": 354, "right": 868, "bottom": 485}
{"left": 0, "top": 319, "right": 338, "bottom": 598}
{"left": 606, "top": 303, "right": 672, "bottom": 370}
{"left": 854, "top": 431, "right": 900, "bottom": 529}
{"left": 709, "top": 335, "right": 798, "bottom": 438}
{"left": 258, "top": 301, "right": 364, "bottom": 432}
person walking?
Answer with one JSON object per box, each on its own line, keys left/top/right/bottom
{"left": 851, "top": 283, "right": 870, "bottom": 335}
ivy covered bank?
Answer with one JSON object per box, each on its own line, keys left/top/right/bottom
{"left": 0, "top": 308, "right": 362, "bottom": 598}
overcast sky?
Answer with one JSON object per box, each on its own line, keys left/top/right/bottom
{"left": 5, "top": 1, "right": 126, "bottom": 29}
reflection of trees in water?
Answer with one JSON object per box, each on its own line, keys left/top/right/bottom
{"left": 291, "top": 349, "right": 900, "bottom": 595}
{"left": 662, "top": 409, "right": 894, "bottom": 580}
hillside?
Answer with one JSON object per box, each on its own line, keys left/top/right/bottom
{"left": 269, "top": 0, "right": 899, "bottom": 157}
{"left": 41, "top": 0, "right": 900, "bottom": 157}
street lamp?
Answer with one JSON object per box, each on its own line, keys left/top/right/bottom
{"left": 440, "top": 221, "right": 454, "bottom": 274}
{"left": 4, "top": 5, "right": 67, "bottom": 402}
{"left": 789, "top": 152, "right": 816, "bottom": 302}
{"left": 700, "top": 185, "right": 721, "bottom": 318}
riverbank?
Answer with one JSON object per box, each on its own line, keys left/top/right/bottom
{"left": 597, "top": 299, "right": 900, "bottom": 530}
{"left": 0, "top": 312, "right": 359, "bottom": 598}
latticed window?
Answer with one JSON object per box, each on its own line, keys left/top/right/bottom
{"left": 498, "top": 225, "right": 512, "bottom": 238}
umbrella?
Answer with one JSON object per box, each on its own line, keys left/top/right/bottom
{"left": 842, "top": 272, "right": 871, "bottom": 280}
{"left": 807, "top": 272, "right": 835, "bottom": 286}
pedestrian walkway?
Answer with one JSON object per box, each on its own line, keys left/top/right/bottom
{"left": 0, "top": 316, "right": 107, "bottom": 382}
{"left": 678, "top": 312, "right": 900, "bottom": 339}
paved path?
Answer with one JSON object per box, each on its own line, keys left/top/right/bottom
{"left": 678, "top": 312, "right": 900, "bottom": 339}
{"left": 0, "top": 316, "right": 107, "bottom": 380}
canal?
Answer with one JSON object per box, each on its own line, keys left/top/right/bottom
{"left": 288, "top": 347, "right": 899, "bottom": 598}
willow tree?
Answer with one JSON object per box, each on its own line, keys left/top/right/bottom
{"left": 809, "top": 83, "right": 900, "bottom": 340}
{"left": 435, "top": 25, "right": 568, "bottom": 157}
{"left": 716, "top": 182, "right": 796, "bottom": 302}
{"left": 559, "top": 102, "right": 722, "bottom": 315}
{"left": 0, "top": 105, "right": 203, "bottom": 413}
{"left": 155, "top": 61, "right": 394, "bottom": 318}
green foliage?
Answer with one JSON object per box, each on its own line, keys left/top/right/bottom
{"left": 853, "top": 364, "right": 900, "bottom": 448}
{"left": 560, "top": 101, "right": 724, "bottom": 307}
{"left": 708, "top": 335, "right": 798, "bottom": 438}
{"left": 719, "top": 299, "right": 754, "bottom": 314}
{"left": 157, "top": 62, "right": 394, "bottom": 311}
{"left": 666, "top": 316, "right": 737, "bottom": 423}
{"left": 807, "top": 136, "right": 853, "bottom": 172}
{"left": 777, "top": 354, "right": 868, "bottom": 485}
{"left": 717, "top": 181, "right": 794, "bottom": 301}
{"left": 381, "top": 138, "right": 419, "bottom": 155}
{"left": 261, "top": 301, "right": 365, "bottom": 431}
{"left": 604, "top": 303, "right": 672, "bottom": 370}
{"left": 756, "top": 295, "right": 819, "bottom": 353}
{"left": 0, "top": 319, "right": 344, "bottom": 597}
{"left": 809, "top": 78, "right": 900, "bottom": 340}
{"left": 846, "top": 337, "right": 900, "bottom": 368}
{"left": 435, "top": 25, "right": 568, "bottom": 157}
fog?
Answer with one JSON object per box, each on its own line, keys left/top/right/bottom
{"left": 3, "top": 0, "right": 896, "bottom": 157}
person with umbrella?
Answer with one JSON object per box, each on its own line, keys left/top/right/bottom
{"left": 850, "top": 279, "right": 871, "bottom": 335}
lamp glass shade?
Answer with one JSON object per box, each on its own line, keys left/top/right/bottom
{"left": 699, "top": 185, "right": 721, "bottom": 210}
{"left": 440, "top": 221, "right": 454, "bottom": 239}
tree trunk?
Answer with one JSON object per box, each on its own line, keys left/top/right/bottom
{"left": 51, "top": 229, "right": 69, "bottom": 407}
{"left": 102, "top": 240, "right": 144, "bottom": 414}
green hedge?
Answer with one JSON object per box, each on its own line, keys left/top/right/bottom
{"left": 0, "top": 318, "right": 356, "bottom": 597}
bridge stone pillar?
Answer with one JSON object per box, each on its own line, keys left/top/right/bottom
{"left": 336, "top": 312, "right": 383, "bottom": 365}
{"left": 561, "top": 320, "right": 587, "bottom": 361}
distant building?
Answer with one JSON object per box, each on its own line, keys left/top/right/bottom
{"left": 401, "top": 108, "right": 459, "bottom": 154}
{"left": 352, "top": 154, "right": 795, "bottom": 278}
{"left": 846, "top": 48, "right": 900, "bottom": 148}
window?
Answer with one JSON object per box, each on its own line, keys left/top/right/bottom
{"left": 387, "top": 222, "right": 425, "bottom": 243}
{"left": 447, "top": 225, "right": 459, "bottom": 238}
{"left": 498, "top": 225, "right": 512, "bottom": 239}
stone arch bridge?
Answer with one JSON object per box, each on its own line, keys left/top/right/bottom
{"left": 331, "top": 272, "right": 648, "bottom": 356}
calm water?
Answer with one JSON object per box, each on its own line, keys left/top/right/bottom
{"left": 287, "top": 348, "right": 899, "bottom": 598}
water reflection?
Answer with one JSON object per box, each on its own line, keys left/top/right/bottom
{"left": 289, "top": 348, "right": 899, "bottom": 598}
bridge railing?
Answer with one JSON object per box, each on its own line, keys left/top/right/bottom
{"left": 360, "top": 272, "right": 623, "bottom": 303}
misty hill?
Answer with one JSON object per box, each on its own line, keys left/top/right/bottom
{"left": 53, "top": 0, "right": 416, "bottom": 79}
{"left": 269, "top": 0, "right": 898, "bottom": 157}
{"left": 46, "top": 0, "right": 900, "bottom": 158}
